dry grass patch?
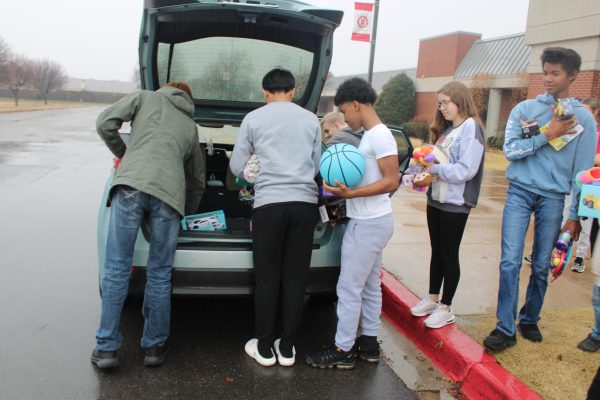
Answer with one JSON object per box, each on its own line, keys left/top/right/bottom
{"left": 460, "top": 308, "right": 598, "bottom": 400}
{"left": 0, "top": 98, "right": 94, "bottom": 113}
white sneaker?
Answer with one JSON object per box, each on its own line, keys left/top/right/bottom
{"left": 424, "top": 305, "right": 455, "bottom": 329}
{"left": 274, "top": 338, "right": 295, "bottom": 367}
{"left": 410, "top": 297, "right": 438, "bottom": 317}
{"left": 244, "top": 338, "right": 276, "bottom": 367}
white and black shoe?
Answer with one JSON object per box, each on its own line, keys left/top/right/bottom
{"left": 244, "top": 338, "right": 276, "bottom": 367}
{"left": 572, "top": 257, "right": 585, "bottom": 273}
{"left": 274, "top": 338, "right": 295, "bottom": 367}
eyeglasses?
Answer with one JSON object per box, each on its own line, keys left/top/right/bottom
{"left": 437, "top": 100, "right": 453, "bottom": 110}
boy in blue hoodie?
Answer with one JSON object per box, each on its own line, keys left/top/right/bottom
{"left": 483, "top": 48, "right": 598, "bottom": 351}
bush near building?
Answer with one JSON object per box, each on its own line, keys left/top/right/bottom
{"left": 375, "top": 73, "right": 415, "bottom": 126}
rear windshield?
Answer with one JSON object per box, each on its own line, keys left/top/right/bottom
{"left": 157, "top": 37, "right": 314, "bottom": 103}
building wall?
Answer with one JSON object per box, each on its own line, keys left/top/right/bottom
{"left": 525, "top": 0, "right": 600, "bottom": 100}
{"left": 499, "top": 90, "right": 514, "bottom": 129}
{"left": 414, "top": 92, "right": 437, "bottom": 121}
{"left": 416, "top": 32, "right": 481, "bottom": 78}
{"left": 528, "top": 70, "right": 600, "bottom": 99}
{"left": 415, "top": 32, "right": 481, "bottom": 123}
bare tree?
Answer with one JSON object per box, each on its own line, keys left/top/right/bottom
{"left": 469, "top": 73, "right": 493, "bottom": 120}
{"left": 0, "top": 36, "right": 10, "bottom": 83}
{"left": 31, "top": 59, "right": 68, "bottom": 104}
{"left": 6, "top": 54, "right": 32, "bottom": 106}
{"left": 511, "top": 71, "right": 529, "bottom": 105}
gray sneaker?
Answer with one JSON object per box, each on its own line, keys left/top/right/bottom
{"left": 578, "top": 334, "right": 600, "bottom": 352}
{"left": 91, "top": 349, "right": 119, "bottom": 369}
{"left": 571, "top": 257, "right": 585, "bottom": 273}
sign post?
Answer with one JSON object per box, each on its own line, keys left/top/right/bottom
{"left": 351, "top": 1, "right": 380, "bottom": 85}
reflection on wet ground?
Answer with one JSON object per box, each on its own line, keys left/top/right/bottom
{"left": 0, "top": 107, "right": 417, "bottom": 400}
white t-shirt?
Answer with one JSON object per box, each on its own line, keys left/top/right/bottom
{"left": 347, "top": 123, "right": 398, "bottom": 219}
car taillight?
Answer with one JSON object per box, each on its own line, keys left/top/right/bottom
{"left": 113, "top": 157, "right": 121, "bottom": 171}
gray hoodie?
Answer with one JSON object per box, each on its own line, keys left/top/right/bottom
{"left": 229, "top": 101, "right": 321, "bottom": 208}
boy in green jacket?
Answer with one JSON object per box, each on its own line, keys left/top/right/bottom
{"left": 92, "top": 82, "right": 204, "bottom": 369}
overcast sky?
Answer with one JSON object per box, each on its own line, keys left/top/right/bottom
{"left": 0, "top": 0, "right": 529, "bottom": 82}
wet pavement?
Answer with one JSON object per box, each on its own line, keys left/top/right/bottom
{"left": 0, "top": 108, "right": 420, "bottom": 400}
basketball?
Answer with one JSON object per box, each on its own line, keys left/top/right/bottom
{"left": 319, "top": 144, "right": 366, "bottom": 188}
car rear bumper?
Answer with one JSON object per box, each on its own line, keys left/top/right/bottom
{"left": 128, "top": 266, "right": 340, "bottom": 296}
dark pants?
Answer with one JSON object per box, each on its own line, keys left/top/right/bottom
{"left": 426, "top": 205, "right": 469, "bottom": 306}
{"left": 252, "top": 202, "right": 319, "bottom": 353}
{"left": 588, "top": 366, "right": 600, "bottom": 400}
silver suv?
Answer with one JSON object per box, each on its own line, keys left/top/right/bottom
{"left": 97, "top": 0, "right": 412, "bottom": 296}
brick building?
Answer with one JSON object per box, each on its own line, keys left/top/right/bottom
{"left": 414, "top": 0, "right": 600, "bottom": 139}
{"left": 322, "top": 0, "right": 599, "bottom": 140}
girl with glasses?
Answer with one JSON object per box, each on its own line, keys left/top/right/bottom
{"left": 410, "top": 81, "right": 485, "bottom": 328}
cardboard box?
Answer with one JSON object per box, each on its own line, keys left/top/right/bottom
{"left": 181, "top": 210, "right": 227, "bottom": 231}
{"left": 578, "top": 185, "right": 600, "bottom": 218}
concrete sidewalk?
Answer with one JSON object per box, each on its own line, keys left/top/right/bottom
{"left": 381, "top": 168, "right": 596, "bottom": 399}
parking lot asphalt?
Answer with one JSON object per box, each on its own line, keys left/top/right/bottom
{"left": 0, "top": 107, "right": 419, "bottom": 400}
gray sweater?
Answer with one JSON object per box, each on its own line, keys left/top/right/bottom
{"left": 229, "top": 102, "right": 321, "bottom": 208}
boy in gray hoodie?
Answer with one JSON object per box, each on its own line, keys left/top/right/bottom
{"left": 230, "top": 68, "right": 321, "bottom": 367}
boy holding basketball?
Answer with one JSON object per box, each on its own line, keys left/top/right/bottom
{"left": 306, "top": 78, "right": 399, "bottom": 369}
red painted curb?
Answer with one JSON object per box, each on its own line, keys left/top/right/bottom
{"left": 381, "top": 270, "right": 543, "bottom": 400}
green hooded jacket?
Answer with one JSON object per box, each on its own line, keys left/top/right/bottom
{"left": 96, "top": 86, "right": 205, "bottom": 216}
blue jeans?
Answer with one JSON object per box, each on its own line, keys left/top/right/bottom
{"left": 592, "top": 284, "right": 600, "bottom": 340}
{"left": 496, "top": 184, "right": 564, "bottom": 336}
{"left": 96, "top": 186, "right": 180, "bottom": 351}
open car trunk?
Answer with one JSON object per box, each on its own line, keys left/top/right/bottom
{"left": 138, "top": 1, "right": 343, "bottom": 241}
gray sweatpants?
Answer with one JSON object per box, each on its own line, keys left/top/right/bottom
{"left": 335, "top": 213, "right": 394, "bottom": 351}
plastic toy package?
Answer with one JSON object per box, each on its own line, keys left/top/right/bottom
{"left": 318, "top": 186, "right": 348, "bottom": 223}
{"left": 181, "top": 210, "right": 227, "bottom": 231}
{"left": 549, "top": 230, "right": 573, "bottom": 282}
{"left": 546, "top": 98, "right": 583, "bottom": 151}
{"left": 576, "top": 167, "right": 600, "bottom": 219}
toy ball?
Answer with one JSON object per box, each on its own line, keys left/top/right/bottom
{"left": 320, "top": 144, "right": 366, "bottom": 188}
{"left": 413, "top": 145, "right": 435, "bottom": 166}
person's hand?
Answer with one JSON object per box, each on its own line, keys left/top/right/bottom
{"left": 323, "top": 179, "right": 353, "bottom": 199}
{"left": 562, "top": 219, "right": 582, "bottom": 241}
{"left": 544, "top": 109, "right": 577, "bottom": 140}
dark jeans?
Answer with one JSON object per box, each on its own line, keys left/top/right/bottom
{"left": 252, "top": 202, "right": 319, "bottom": 353}
{"left": 426, "top": 205, "right": 469, "bottom": 306}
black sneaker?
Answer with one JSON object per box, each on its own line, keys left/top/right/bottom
{"left": 578, "top": 334, "right": 600, "bottom": 352}
{"left": 518, "top": 323, "right": 543, "bottom": 342}
{"left": 91, "top": 349, "right": 119, "bottom": 369}
{"left": 143, "top": 342, "right": 170, "bottom": 367}
{"left": 305, "top": 345, "right": 356, "bottom": 369}
{"left": 353, "top": 335, "right": 380, "bottom": 363}
{"left": 483, "top": 329, "right": 517, "bottom": 351}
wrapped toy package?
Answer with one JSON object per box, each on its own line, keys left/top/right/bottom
{"left": 576, "top": 167, "right": 600, "bottom": 219}
{"left": 546, "top": 98, "right": 583, "bottom": 151}
{"left": 181, "top": 210, "right": 227, "bottom": 231}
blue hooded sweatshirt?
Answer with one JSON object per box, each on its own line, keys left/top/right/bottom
{"left": 503, "top": 93, "right": 597, "bottom": 220}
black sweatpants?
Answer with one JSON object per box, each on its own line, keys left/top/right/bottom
{"left": 252, "top": 202, "right": 319, "bottom": 355}
{"left": 426, "top": 205, "right": 469, "bottom": 306}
